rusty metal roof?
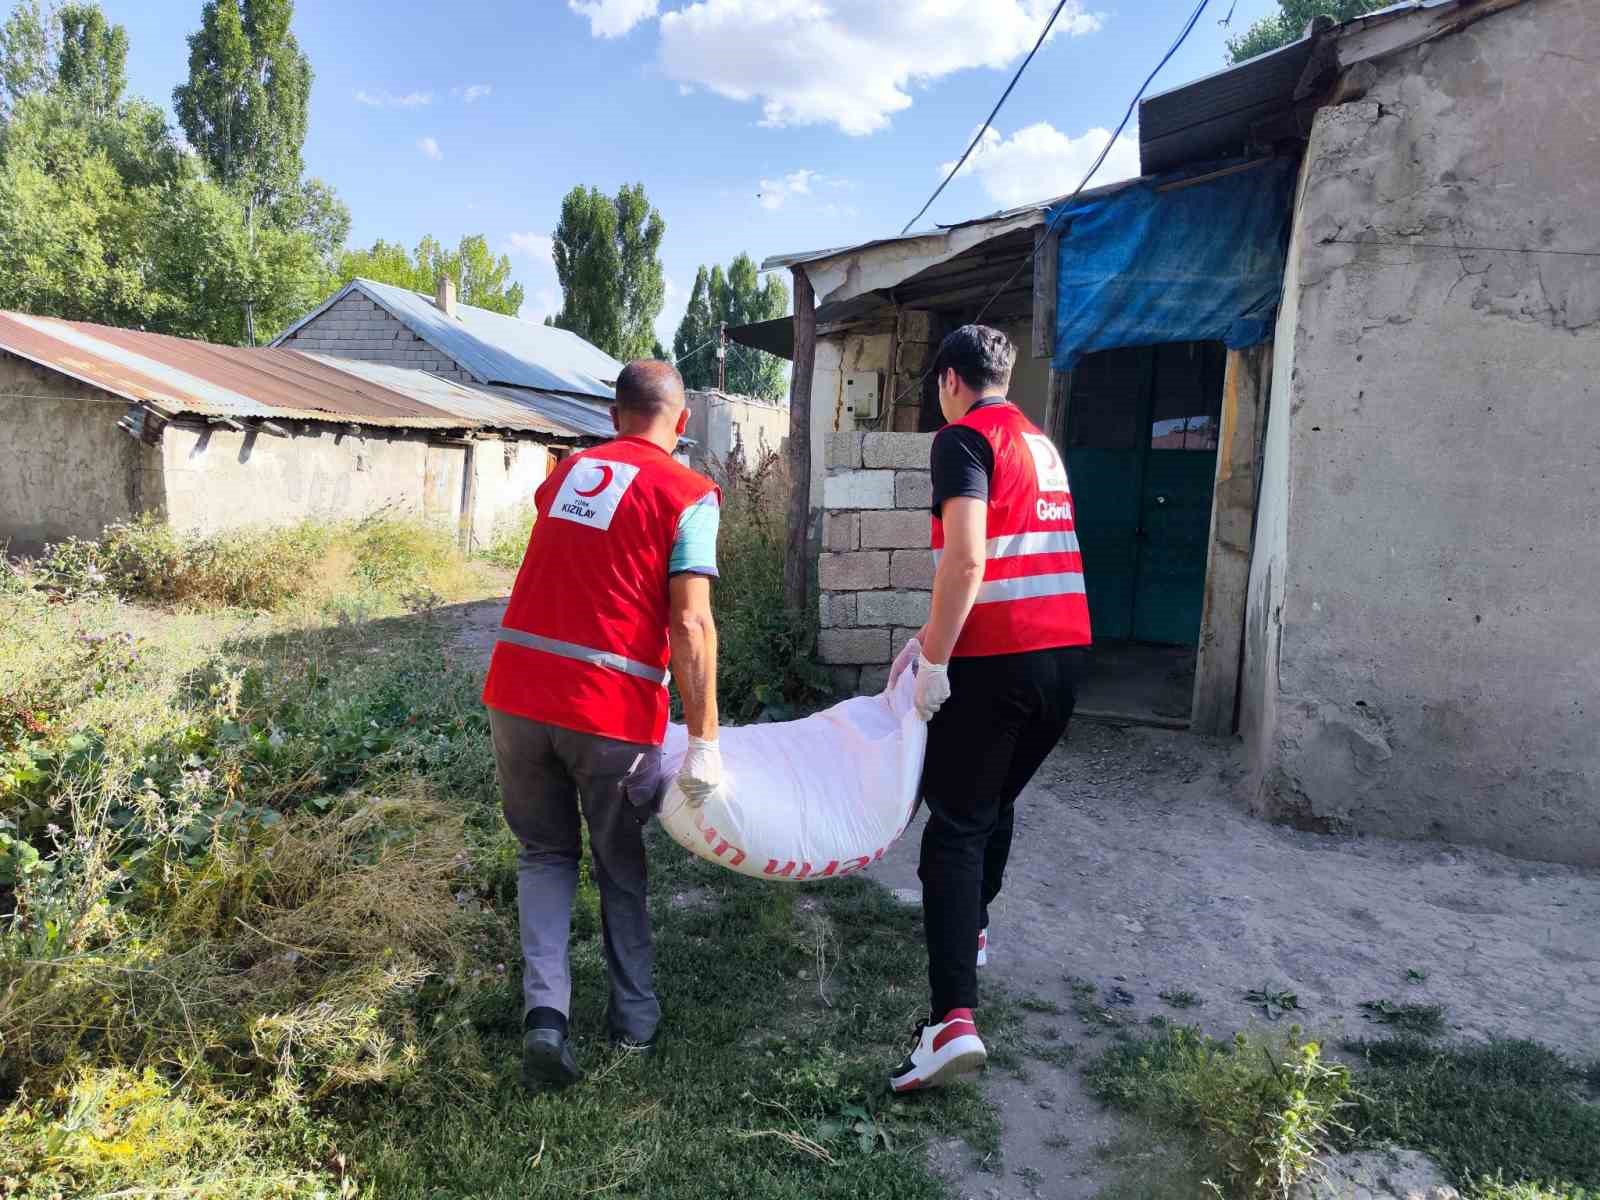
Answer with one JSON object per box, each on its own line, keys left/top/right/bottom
{"left": 0, "top": 311, "right": 596, "bottom": 438}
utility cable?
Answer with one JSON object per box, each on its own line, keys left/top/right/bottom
{"left": 672, "top": 333, "right": 720, "bottom": 367}
{"left": 881, "top": 0, "right": 1212, "bottom": 416}
{"left": 900, "top": 0, "right": 1074, "bottom": 236}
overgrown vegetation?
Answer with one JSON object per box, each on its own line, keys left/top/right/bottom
{"left": 1084, "top": 1024, "right": 1352, "bottom": 1199}
{"left": 1345, "top": 1036, "right": 1600, "bottom": 1194}
{"left": 0, "top": 504, "right": 975, "bottom": 1198}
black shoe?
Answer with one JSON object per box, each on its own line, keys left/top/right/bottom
{"left": 522, "top": 1027, "right": 580, "bottom": 1091}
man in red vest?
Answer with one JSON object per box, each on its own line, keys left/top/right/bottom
{"left": 482, "top": 360, "right": 723, "bottom": 1090}
{"left": 887, "top": 324, "right": 1090, "bottom": 1092}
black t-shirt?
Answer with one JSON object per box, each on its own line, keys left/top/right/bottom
{"left": 929, "top": 398, "right": 1008, "bottom": 516}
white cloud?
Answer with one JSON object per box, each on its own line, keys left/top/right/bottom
{"left": 453, "top": 83, "right": 493, "bottom": 102}
{"left": 657, "top": 1, "right": 1104, "bottom": 136}
{"left": 417, "top": 136, "right": 443, "bottom": 161}
{"left": 506, "top": 232, "right": 555, "bottom": 263}
{"left": 756, "top": 168, "right": 816, "bottom": 210}
{"left": 523, "top": 287, "right": 562, "bottom": 324}
{"left": 355, "top": 89, "right": 433, "bottom": 107}
{"left": 570, "top": 0, "right": 659, "bottom": 38}
{"left": 941, "top": 122, "right": 1140, "bottom": 208}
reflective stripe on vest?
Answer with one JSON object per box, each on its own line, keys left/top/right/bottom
{"left": 933, "top": 529, "right": 1080, "bottom": 568}
{"left": 496, "top": 627, "right": 670, "bottom": 686}
{"left": 974, "top": 571, "right": 1085, "bottom": 605}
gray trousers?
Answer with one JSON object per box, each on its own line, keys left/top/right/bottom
{"left": 488, "top": 709, "right": 663, "bottom": 1042}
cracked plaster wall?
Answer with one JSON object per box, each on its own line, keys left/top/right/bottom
{"left": 1246, "top": 0, "right": 1600, "bottom": 864}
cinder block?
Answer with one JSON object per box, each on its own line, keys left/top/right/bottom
{"left": 818, "top": 551, "right": 889, "bottom": 591}
{"left": 891, "top": 627, "right": 923, "bottom": 651}
{"left": 857, "top": 590, "right": 931, "bottom": 627}
{"left": 827, "top": 666, "right": 862, "bottom": 696}
{"left": 858, "top": 665, "right": 891, "bottom": 694}
{"left": 895, "top": 471, "right": 932, "bottom": 510}
{"left": 863, "top": 432, "right": 935, "bottom": 470}
{"left": 860, "top": 509, "right": 929, "bottom": 549}
{"left": 823, "top": 512, "right": 859, "bottom": 552}
{"left": 826, "top": 431, "right": 863, "bottom": 471}
{"left": 819, "top": 591, "right": 856, "bottom": 628}
{"left": 818, "top": 627, "right": 890, "bottom": 665}
{"left": 823, "top": 470, "right": 895, "bottom": 511}
{"left": 890, "top": 548, "right": 935, "bottom": 590}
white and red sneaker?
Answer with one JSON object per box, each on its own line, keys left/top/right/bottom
{"left": 976, "top": 928, "right": 989, "bottom": 968}
{"left": 889, "top": 1008, "right": 988, "bottom": 1092}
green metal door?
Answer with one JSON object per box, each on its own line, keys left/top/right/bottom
{"left": 1063, "top": 343, "right": 1225, "bottom": 646}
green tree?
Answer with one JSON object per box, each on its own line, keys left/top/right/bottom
{"left": 550, "top": 182, "right": 665, "bottom": 361}
{"left": 673, "top": 253, "right": 788, "bottom": 401}
{"left": 333, "top": 233, "right": 524, "bottom": 316}
{"left": 173, "top": 0, "right": 312, "bottom": 341}
{"left": 0, "top": 1, "right": 56, "bottom": 119}
{"left": 55, "top": 2, "right": 124, "bottom": 116}
{"left": 1226, "top": 0, "right": 1390, "bottom": 63}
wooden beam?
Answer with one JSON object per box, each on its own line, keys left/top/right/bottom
{"left": 1190, "top": 344, "right": 1271, "bottom": 736}
{"left": 1031, "top": 223, "right": 1058, "bottom": 360}
{"left": 784, "top": 266, "right": 815, "bottom": 614}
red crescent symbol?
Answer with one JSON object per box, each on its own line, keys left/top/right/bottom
{"left": 574, "top": 464, "right": 614, "bottom": 498}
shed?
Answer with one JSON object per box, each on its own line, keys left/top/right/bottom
{"left": 0, "top": 311, "right": 601, "bottom": 557}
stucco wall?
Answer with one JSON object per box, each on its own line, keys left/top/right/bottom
{"left": 0, "top": 356, "right": 161, "bottom": 554}
{"left": 279, "top": 291, "right": 474, "bottom": 383}
{"left": 1246, "top": 0, "right": 1600, "bottom": 864}
{"left": 471, "top": 437, "right": 551, "bottom": 550}
{"left": 683, "top": 389, "right": 790, "bottom": 470}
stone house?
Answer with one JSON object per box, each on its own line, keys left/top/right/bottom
{"left": 733, "top": 0, "right": 1600, "bottom": 865}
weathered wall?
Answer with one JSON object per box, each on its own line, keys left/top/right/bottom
{"left": 278, "top": 291, "right": 473, "bottom": 383}
{"left": 683, "top": 389, "right": 790, "bottom": 470}
{"left": 1246, "top": 0, "right": 1600, "bottom": 863}
{"left": 0, "top": 357, "right": 161, "bottom": 554}
{"left": 816, "top": 432, "right": 934, "bottom": 694}
{"left": 1001, "top": 317, "right": 1052, "bottom": 429}
{"left": 471, "top": 437, "right": 552, "bottom": 550}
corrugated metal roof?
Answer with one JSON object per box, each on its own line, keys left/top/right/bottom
{"left": 0, "top": 310, "right": 596, "bottom": 437}
{"left": 473, "top": 383, "right": 615, "bottom": 439}
{"left": 273, "top": 279, "right": 624, "bottom": 399}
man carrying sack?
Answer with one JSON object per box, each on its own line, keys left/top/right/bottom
{"left": 887, "top": 324, "right": 1090, "bottom": 1092}
{"left": 482, "top": 360, "right": 724, "bottom": 1090}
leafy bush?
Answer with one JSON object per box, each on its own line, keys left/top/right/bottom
{"left": 705, "top": 449, "right": 831, "bottom": 721}
{"left": 1084, "top": 1025, "right": 1352, "bottom": 1199}
{"left": 478, "top": 504, "right": 536, "bottom": 571}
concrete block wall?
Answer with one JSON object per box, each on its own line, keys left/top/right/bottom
{"left": 279, "top": 292, "right": 474, "bottom": 384}
{"left": 817, "top": 431, "right": 934, "bottom": 694}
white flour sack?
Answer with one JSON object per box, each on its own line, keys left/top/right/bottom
{"left": 658, "top": 668, "right": 927, "bottom": 881}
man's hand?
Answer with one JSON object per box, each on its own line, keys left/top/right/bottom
{"left": 888, "top": 637, "right": 922, "bottom": 689}
{"left": 679, "top": 736, "right": 723, "bottom": 805}
{"left": 913, "top": 654, "right": 951, "bottom": 721}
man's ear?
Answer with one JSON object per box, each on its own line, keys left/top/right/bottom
{"left": 675, "top": 406, "right": 690, "bottom": 436}
{"left": 610, "top": 405, "right": 620, "bottom": 432}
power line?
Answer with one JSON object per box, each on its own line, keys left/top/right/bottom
{"left": 900, "top": 0, "right": 1074, "bottom": 237}
{"left": 881, "top": 0, "right": 1213, "bottom": 419}
{"left": 672, "top": 333, "right": 720, "bottom": 366}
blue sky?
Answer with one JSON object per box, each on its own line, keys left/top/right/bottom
{"left": 101, "top": 0, "right": 1279, "bottom": 345}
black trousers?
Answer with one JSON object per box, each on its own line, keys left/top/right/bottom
{"left": 918, "top": 646, "right": 1077, "bottom": 1017}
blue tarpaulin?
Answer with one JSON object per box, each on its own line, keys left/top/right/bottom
{"left": 1050, "top": 157, "right": 1297, "bottom": 370}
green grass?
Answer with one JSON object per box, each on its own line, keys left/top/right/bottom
{"left": 1344, "top": 1036, "right": 1600, "bottom": 1195}
{"left": 1, "top": 502, "right": 991, "bottom": 1198}
{"left": 1357, "top": 998, "right": 1447, "bottom": 1036}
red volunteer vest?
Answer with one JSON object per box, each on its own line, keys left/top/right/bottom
{"left": 481, "top": 436, "right": 719, "bottom": 745}
{"left": 931, "top": 401, "right": 1092, "bottom": 658}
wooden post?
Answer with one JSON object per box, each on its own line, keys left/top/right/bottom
{"left": 1190, "top": 345, "right": 1271, "bottom": 735}
{"left": 1031, "top": 223, "right": 1059, "bottom": 360}
{"left": 784, "top": 266, "right": 816, "bottom": 614}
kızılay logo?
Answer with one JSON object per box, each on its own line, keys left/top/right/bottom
{"left": 551, "top": 457, "right": 640, "bottom": 531}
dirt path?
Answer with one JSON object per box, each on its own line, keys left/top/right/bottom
{"left": 876, "top": 720, "right": 1600, "bottom": 1199}
{"left": 448, "top": 600, "right": 1600, "bottom": 1199}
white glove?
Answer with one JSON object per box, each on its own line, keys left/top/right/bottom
{"left": 888, "top": 637, "right": 922, "bottom": 689}
{"left": 913, "top": 655, "right": 951, "bottom": 722}
{"left": 678, "top": 736, "right": 723, "bottom": 805}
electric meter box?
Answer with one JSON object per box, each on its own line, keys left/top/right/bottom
{"left": 843, "top": 372, "right": 882, "bottom": 423}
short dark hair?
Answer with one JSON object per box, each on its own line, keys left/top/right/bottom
{"left": 932, "top": 324, "right": 1015, "bottom": 394}
{"left": 615, "top": 359, "right": 685, "bottom": 417}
